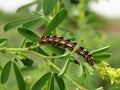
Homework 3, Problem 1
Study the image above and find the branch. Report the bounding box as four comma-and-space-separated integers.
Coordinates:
31, 51, 88, 90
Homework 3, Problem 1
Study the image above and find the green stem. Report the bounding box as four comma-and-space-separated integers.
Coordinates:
0, 47, 69, 59
20, 38, 27, 48
54, 0, 59, 15
0, 48, 28, 53
31, 51, 70, 59
50, 58, 54, 72
31, 52, 87, 90
53, 0, 59, 35
46, 59, 87, 90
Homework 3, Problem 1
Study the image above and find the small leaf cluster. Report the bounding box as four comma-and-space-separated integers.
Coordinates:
32, 72, 65, 90
1, 61, 26, 90
91, 46, 112, 63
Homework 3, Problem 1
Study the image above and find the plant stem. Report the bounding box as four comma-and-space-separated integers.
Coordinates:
54, 0, 59, 15
20, 38, 27, 48
0, 47, 69, 59
46, 59, 87, 90
31, 51, 87, 90
53, 0, 59, 35
0, 48, 28, 53
31, 51, 70, 59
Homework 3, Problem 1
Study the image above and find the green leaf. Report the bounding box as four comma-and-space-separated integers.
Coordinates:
71, 30, 84, 53
25, 42, 34, 47
43, 0, 57, 15
54, 73, 65, 90
43, 9, 68, 36
32, 72, 51, 90
4, 17, 39, 31
78, 64, 83, 77
22, 18, 45, 30
58, 54, 70, 77
71, 41, 79, 53
93, 53, 112, 60
50, 75, 54, 90
93, 59, 102, 63
46, 45, 65, 55
17, 2, 36, 12
18, 28, 39, 41
33, 47, 48, 56
13, 62, 26, 90
0, 39, 7, 47
1, 61, 12, 84
36, 2, 42, 12
18, 55, 33, 67
91, 46, 110, 55
21, 59, 33, 67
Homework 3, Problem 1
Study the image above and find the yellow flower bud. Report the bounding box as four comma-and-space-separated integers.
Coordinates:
107, 69, 116, 77
102, 62, 109, 67
116, 68, 120, 75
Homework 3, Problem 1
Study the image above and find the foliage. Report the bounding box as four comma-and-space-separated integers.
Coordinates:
0, 0, 119, 90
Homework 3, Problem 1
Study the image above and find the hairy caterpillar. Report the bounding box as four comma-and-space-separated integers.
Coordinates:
39, 36, 94, 66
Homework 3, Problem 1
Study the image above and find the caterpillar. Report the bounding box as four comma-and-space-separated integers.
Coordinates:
39, 36, 94, 66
